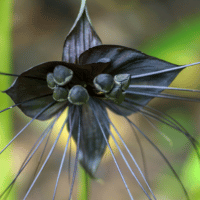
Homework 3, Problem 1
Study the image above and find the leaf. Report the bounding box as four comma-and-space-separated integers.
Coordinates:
62, 0, 102, 64
68, 98, 109, 178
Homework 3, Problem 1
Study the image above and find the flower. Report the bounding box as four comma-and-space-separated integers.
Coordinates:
0, 0, 200, 199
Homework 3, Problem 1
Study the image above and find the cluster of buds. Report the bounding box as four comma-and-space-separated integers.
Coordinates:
47, 65, 89, 105
47, 65, 130, 105
94, 73, 131, 104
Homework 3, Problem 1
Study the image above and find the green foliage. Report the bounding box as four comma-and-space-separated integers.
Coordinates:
0, 0, 14, 197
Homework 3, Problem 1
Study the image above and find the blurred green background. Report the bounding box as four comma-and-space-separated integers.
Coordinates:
0, 0, 200, 199
0, 0, 14, 199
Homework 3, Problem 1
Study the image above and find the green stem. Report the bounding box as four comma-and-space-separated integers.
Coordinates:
78, 165, 91, 200
0, 0, 13, 198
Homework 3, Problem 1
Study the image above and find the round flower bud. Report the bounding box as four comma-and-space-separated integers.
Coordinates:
114, 74, 131, 90
68, 85, 89, 105
53, 65, 73, 86
47, 73, 56, 89
93, 74, 114, 93
53, 86, 69, 102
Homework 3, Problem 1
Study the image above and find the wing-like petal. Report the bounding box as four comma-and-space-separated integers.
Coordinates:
80, 45, 181, 111
4, 61, 70, 120
62, 0, 102, 64
68, 98, 109, 178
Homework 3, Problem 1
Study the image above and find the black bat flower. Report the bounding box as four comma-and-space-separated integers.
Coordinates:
0, 0, 200, 199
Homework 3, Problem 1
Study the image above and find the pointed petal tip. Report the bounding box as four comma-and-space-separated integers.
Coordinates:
62, 0, 102, 63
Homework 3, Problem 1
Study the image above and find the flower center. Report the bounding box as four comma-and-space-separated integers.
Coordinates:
47, 65, 89, 105
46, 65, 130, 105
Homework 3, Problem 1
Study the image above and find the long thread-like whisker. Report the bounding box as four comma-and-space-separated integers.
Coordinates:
122, 100, 184, 132
90, 100, 134, 200
69, 106, 81, 200
131, 61, 200, 79
129, 85, 200, 93
0, 94, 52, 114
0, 112, 60, 199
0, 72, 46, 81
125, 98, 199, 141
0, 101, 56, 154
0, 123, 54, 199
122, 101, 173, 144
102, 100, 150, 189
23, 114, 68, 200
125, 98, 200, 159
125, 118, 190, 200
53, 114, 75, 199
145, 104, 200, 147
129, 123, 149, 192
98, 100, 155, 199
103, 101, 190, 199
101, 111, 154, 198
123, 100, 200, 163
126, 90, 200, 102
31, 126, 53, 178
67, 107, 73, 190
141, 113, 172, 145
28, 110, 64, 189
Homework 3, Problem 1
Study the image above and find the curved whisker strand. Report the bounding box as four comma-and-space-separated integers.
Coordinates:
97, 102, 155, 199
23, 113, 67, 200
116, 99, 181, 135
126, 118, 190, 200
125, 98, 198, 140
30, 110, 63, 184
0, 94, 52, 114
130, 124, 149, 192
90, 101, 134, 200
104, 118, 152, 199
121, 100, 181, 133
68, 136, 72, 184
145, 104, 200, 149
0, 114, 59, 199
126, 91, 200, 102
102, 102, 189, 199
31, 126, 53, 179
142, 113, 173, 146
146, 106, 200, 155
69, 106, 81, 200
129, 85, 200, 93
101, 100, 148, 181
125, 99, 200, 160
67, 107, 73, 185
0, 101, 56, 155
125, 104, 179, 139
1, 123, 54, 199
123, 100, 200, 162
53, 123, 72, 199
53, 111, 75, 199
131, 61, 200, 79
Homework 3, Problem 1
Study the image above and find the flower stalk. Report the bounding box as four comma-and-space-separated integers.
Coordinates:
78, 165, 91, 200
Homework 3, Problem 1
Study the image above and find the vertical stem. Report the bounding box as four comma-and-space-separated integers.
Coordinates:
78, 165, 91, 200
0, 0, 13, 198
